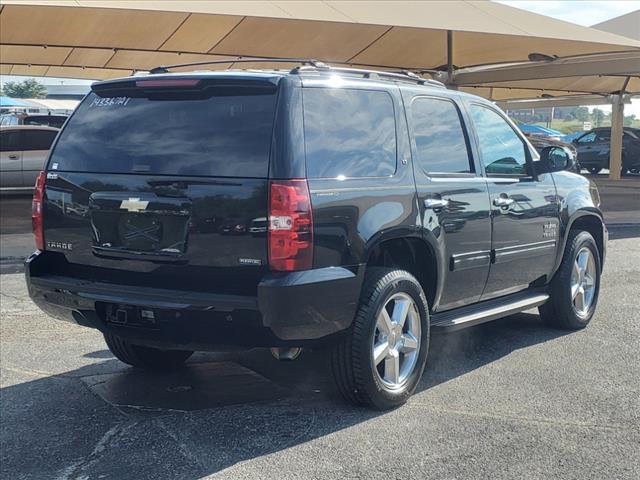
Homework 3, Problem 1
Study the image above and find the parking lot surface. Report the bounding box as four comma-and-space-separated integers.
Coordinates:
1, 226, 639, 479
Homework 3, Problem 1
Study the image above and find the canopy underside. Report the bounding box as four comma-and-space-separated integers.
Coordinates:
1, 1, 639, 100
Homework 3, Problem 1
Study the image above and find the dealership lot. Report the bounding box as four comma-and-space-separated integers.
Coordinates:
1, 221, 639, 478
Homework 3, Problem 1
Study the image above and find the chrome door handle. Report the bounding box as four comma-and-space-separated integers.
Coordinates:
493, 196, 515, 207
8, 154, 19, 159
424, 198, 449, 209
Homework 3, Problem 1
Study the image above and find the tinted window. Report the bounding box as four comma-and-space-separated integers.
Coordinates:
411, 97, 472, 174
594, 131, 610, 142
24, 116, 67, 128
0, 132, 20, 151
470, 104, 528, 176
22, 130, 58, 151
50, 88, 277, 177
303, 88, 396, 178
577, 132, 596, 143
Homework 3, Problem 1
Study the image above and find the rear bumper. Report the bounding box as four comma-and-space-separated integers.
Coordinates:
26, 251, 364, 349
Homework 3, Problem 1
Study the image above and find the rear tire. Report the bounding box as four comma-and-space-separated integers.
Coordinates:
539, 230, 601, 330
104, 333, 193, 370
331, 268, 430, 409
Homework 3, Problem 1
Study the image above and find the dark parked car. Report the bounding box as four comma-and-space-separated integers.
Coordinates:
573, 127, 640, 174
524, 133, 579, 173
26, 65, 607, 409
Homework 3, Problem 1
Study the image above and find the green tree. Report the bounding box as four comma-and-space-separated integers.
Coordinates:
591, 108, 606, 127
624, 114, 636, 127
572, 107, 589, 122
3, 79, 47, 98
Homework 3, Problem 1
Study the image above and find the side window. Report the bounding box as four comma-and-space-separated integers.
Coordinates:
595, 131, 610, 142
0, 132, 20, 152
303, 88, 396, 178
577, 132, 596, 143
469, 104, 528, 176
411, 97, 473, 174
21, 130, 57, 151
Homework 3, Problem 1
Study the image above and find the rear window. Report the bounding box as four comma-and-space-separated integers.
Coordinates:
49, 86, 277, 177
24, 116, 67, 128
303, 88, 396, 179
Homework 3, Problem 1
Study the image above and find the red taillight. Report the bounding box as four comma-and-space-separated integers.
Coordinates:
268, 179, 313, 271
32, 171, 46, 250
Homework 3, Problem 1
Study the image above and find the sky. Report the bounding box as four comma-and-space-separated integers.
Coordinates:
496, 1, 639, 26
1, 1, 639, 115
496, 1, 640, 117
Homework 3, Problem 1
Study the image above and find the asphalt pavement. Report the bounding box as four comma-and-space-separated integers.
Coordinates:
1, 174, 639, 479
1, 229, 639, 479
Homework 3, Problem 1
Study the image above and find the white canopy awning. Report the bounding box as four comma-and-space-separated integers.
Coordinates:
1, 0, 639, 101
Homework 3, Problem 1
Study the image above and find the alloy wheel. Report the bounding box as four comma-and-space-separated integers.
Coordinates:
372, 293, 421, 389
571, 247, 596, 317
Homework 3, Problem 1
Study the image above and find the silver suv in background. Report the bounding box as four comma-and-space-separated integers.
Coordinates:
0, 125, 59, 192
0, 113, 69, 129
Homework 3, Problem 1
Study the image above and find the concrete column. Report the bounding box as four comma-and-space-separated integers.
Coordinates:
608, 94, 624, 180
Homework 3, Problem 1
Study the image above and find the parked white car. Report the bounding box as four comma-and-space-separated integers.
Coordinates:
0, 125, 59, 192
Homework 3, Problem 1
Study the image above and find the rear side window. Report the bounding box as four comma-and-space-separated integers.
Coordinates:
411, 97, 472, 174
303, 88, 396, 178
0, 131, 20, 151
22, 130, 58, 151
49, 88, 277, 177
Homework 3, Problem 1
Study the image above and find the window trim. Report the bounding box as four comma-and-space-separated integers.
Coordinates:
467, 102, 534, 179
408, 95, 476, 178
301, 86, 399, 180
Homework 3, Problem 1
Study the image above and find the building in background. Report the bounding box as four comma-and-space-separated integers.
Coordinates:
593, 10, 640, 40
44, 84, 90, 100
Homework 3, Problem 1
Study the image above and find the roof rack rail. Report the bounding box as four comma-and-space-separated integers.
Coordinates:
147, 57, 445, 88
149, 57, 329, 74
292, 65, 445, 87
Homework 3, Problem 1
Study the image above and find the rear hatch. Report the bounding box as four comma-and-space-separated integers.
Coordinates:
41, 75, 280, 295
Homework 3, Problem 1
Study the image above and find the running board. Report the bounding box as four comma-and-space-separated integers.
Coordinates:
430, 291, 549, 333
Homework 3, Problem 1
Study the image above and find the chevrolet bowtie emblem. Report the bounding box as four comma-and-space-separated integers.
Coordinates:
120, 198, 149, 212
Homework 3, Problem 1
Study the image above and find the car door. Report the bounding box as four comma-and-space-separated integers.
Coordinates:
623, 130, 640, 168
575, 130, 611, 168
466, 102, 560, 300
0, 130, 23, 189
405, 93, 492, 311
20, 129, 57, 187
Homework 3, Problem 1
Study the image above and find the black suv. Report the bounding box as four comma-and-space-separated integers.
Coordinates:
26, 64, 607, 409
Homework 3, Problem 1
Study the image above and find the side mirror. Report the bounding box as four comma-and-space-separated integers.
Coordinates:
539, 146, 572, 173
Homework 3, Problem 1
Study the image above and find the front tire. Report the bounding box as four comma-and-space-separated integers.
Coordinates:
104, 333, 193, 370
539, 230, 601, 329
331, 269, 430, 409
588, 166, 602, 175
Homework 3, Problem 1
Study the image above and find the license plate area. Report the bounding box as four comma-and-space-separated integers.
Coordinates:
89, 193, 191, 254
105, 304, 159, 330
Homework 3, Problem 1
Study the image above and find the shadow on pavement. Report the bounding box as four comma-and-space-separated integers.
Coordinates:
1, 311, 569, 479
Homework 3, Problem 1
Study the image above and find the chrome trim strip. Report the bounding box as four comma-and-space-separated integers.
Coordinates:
432, 293, 549, 332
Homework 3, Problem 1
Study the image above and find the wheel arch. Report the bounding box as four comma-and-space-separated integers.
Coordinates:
363, 234, 442, 310
552, 210, 606, 278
